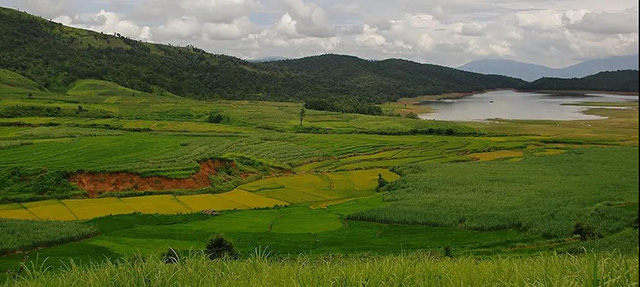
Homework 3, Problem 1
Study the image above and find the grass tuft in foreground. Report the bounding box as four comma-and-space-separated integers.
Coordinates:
4, 252, 638, 287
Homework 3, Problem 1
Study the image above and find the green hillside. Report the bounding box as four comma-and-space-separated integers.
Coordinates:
0, 7, 524, 106
520, 70, 639, 92
271, 55, 525, 102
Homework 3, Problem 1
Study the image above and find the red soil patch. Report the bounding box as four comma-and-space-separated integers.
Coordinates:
69, 160, 233, 197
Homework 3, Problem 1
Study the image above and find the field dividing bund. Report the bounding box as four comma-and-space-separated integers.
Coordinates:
0, 169, 395, 220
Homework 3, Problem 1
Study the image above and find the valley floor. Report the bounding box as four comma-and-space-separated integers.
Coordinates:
0, 73, 637, 285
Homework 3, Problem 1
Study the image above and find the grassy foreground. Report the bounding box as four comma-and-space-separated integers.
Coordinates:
5, 252, 638, 287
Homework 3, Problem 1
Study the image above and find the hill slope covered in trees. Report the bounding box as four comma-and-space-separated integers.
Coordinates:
520, 70, 639, 92
0, 7, 524, 107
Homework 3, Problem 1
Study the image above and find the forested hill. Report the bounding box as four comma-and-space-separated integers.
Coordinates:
520, 70, 639, 92
0, 7, 524, 104
269, 55, 525, 102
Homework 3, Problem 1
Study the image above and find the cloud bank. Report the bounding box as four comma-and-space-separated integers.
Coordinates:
3, 0, 638, 67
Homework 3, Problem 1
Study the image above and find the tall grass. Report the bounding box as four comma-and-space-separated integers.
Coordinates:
0, 219, 98, 254
5, 252, 638, 286
349, 147, 639, 238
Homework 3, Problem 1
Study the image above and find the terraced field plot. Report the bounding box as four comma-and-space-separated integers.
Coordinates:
0, 192, 286, 221
293, 137, 530, 172
0, 169, 392, 220
466, 150, 524, 161
241, 169, 399, 204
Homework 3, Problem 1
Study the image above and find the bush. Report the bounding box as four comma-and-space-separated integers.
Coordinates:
405, 112, 419, 119
205, 234, 238, 260
207, 111, 227, 123
443, 245, 454, 258
573, 222, 598, 241
376, 173, 387, 192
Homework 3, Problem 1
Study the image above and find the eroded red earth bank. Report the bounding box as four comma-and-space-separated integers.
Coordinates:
69, 159, 232, 197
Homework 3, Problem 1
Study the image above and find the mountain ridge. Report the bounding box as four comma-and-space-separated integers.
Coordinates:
0, 6, 524, 107
460, 55, 639, 81
519, 70, 639, 92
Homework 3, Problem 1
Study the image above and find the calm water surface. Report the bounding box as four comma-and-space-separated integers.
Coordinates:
418, 90, 638, 121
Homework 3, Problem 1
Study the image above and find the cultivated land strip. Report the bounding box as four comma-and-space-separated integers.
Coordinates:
0, 169, 397, 221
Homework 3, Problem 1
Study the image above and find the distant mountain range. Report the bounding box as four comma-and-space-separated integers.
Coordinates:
459, 55, 639, 81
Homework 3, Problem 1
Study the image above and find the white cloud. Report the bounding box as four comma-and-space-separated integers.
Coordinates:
281, 0, 335, 37
203, 17, 255, 40
460, 23, 484, 36
515, 10, 563, 31
180, 0, 261, 23
156, 16, 201, 40
354, 24, 385, 47
569, 10, 639, 34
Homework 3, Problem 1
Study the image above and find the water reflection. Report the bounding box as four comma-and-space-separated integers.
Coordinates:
418, 90, 637, 121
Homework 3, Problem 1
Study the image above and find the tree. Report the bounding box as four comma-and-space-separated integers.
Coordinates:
205, 234, 238, 260
376, 173, 387, 192
207, 111, 225, 123
299, 107, 306, 126
27, 93, 32, 99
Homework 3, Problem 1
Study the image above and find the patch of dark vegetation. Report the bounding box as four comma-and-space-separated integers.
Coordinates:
206, 111, 229, 124
305, 97, 383, 116
0, 105, 114, 118
293, 125, 330, 134
206, 234, 238, 260
540, 138, 618, 145
0, 121, 60, 127
67, 123, 153, 132
572, 222, 600, 241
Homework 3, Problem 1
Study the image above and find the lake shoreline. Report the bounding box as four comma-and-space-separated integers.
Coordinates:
518, 90, 639, 96
417, 90, 636, 121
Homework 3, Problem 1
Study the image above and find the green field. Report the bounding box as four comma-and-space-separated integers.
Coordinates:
0, 69, 638, 285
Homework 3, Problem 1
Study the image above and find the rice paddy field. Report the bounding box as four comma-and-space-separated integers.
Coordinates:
0, 72, 638, 285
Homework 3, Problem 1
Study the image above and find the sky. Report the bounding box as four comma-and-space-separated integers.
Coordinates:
1, 0, 638, 68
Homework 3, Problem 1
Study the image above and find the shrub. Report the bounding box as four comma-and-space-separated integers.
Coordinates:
573, 222, 598, 241
205, 234, 238, 260
207, 111, 226, 123
443, 245, 454, 258
405, 112, 419, 119
376, 173, 387, 192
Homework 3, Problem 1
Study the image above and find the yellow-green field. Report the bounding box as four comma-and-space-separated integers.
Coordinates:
0, 192, 285, 221
0, 169, 395, 220
467, 150, 524, 161
246, 169, 399, 204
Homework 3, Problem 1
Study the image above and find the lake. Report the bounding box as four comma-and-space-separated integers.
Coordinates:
418, 90, 638, 121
